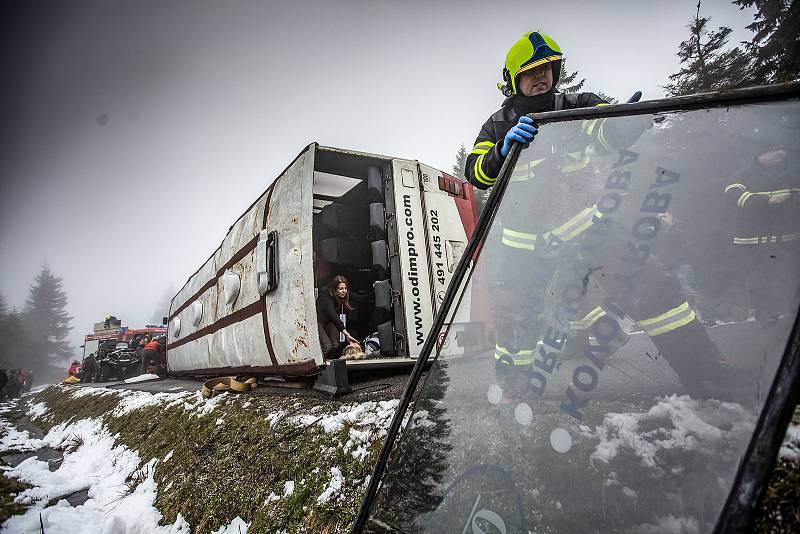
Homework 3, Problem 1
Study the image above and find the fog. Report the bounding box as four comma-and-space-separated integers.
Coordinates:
0, 0, 756, 359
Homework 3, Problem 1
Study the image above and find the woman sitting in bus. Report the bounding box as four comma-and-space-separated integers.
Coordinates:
316, 275, 374, 359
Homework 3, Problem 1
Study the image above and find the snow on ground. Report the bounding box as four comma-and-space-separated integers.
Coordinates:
587, 395, 756, 470
779, 414, 800, 462
292, 399, 399, 461
2, 386, 401, 532
316, 467, 344, 504
1, 415, 199, 534
123, 373, 161, 384
26, 400, 48, 420
0, 394, 256, 533
211, 517, 251, 534
0, 402, 14, 416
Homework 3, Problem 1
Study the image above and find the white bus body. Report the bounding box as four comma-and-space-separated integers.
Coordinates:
166, 144, 489, 376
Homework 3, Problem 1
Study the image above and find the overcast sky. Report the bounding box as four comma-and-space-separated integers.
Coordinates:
1, 0, 758, 356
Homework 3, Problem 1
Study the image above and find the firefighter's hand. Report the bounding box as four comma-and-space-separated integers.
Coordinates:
501, 116, 538, 157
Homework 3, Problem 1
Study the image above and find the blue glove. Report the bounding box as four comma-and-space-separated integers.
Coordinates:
501, 116, 538, 157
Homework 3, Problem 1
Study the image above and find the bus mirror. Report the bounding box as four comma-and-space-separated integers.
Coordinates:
257, 230, 279, 295
162, 316, 168, 326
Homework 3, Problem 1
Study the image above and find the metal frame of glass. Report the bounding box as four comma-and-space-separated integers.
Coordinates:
352, 82, 800, 534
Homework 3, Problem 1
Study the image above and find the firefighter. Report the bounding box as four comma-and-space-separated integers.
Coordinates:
723, 122, 800, 325
466, 31, 737, 398
141, 336, 162, 375
82, 353, 95, 383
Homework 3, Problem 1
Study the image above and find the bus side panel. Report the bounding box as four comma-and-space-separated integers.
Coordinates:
391, 161, 434, 358
263, 147, 323, 367
210, 201, 267, 369
419, 165, 491, 358
168, 197, 268, 372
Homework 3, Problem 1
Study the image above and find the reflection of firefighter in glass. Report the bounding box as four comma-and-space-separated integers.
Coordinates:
723, 123, 800, 325
466, 31, 736, 398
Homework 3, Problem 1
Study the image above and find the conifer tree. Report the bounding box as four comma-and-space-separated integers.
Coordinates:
665, 1, 752, 96
24, 263, 73, 368
0, 294, 36, 372
452, 144, 468, 181
558, 60, 586, 94
733, 0, 799, 83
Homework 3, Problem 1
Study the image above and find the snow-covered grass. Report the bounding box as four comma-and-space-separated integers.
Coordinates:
587, 395, 756, 470
2, 418, 197, 534
779, 411, 800, 462
1, 384, 401, 533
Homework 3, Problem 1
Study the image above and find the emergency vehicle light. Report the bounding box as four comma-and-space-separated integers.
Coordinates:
438, 174, 465, 198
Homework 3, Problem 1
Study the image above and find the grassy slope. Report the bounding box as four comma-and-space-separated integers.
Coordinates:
10, 386, 396, 533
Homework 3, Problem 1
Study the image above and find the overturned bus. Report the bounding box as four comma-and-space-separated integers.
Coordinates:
166, 144, 489, 377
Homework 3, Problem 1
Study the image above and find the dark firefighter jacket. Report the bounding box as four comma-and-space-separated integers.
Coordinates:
466, 91, 651, 255
465, 92, 609, 190
724, 157, 800, 248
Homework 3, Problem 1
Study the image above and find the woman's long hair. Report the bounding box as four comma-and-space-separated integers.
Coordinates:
328, 275, 354, 312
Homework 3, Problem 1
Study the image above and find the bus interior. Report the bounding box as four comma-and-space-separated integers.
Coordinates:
311, 148, 404, 359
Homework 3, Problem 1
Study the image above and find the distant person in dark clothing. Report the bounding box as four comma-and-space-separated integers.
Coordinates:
6, 370, 20, 398
135, 337, 147, 366
0, 369, 8, 400
82, 354, 95, 383
16, 369, 26, 394
315, 275, 374, 358
23, 370, 33, 392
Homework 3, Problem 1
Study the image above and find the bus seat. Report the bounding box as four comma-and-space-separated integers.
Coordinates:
371, 240, 389, 278
377, 320, 395, 356
321, 203, 369, 236
367, 166, 384, 201
369, 203, 386, 238
374, 280, 392, 313
320, 237, 372, 267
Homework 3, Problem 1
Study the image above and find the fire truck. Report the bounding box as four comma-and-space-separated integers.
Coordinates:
82, 320, 167, 382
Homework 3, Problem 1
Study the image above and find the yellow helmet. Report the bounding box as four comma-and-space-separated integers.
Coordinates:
499, 31, 562, 96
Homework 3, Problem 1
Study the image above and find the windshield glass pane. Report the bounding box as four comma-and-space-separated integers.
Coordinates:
367, 100, 800, 533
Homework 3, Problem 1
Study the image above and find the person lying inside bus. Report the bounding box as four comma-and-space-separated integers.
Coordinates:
316, 274, 375, 359
341, 341, 366, 361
